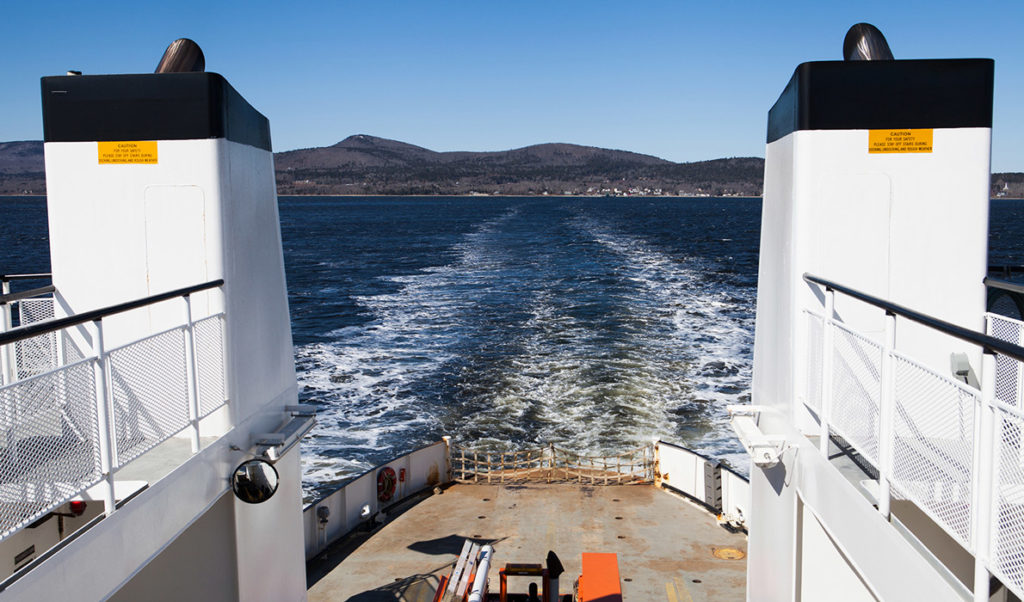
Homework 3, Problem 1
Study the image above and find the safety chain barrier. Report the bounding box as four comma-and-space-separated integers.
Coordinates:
452, 444, 655, 485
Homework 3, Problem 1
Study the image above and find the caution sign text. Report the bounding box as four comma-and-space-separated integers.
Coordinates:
868, 129, 933, 154
98, 141, 158, 164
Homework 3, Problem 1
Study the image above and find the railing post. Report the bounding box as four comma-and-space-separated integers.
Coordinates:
92, 319, 117, 517
878, 312, 896, 519
819, 287, 836, 454
442, 435, 452, 481
1017, 318, 1024, 409
973, 351, 997, 602
183, 294, 201, 453
1, 280, 12, 386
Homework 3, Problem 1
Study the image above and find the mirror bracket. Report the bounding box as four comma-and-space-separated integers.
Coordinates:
248, 412, 317, 463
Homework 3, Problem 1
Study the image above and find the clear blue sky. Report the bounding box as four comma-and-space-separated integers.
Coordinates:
2, 1, 1023, 171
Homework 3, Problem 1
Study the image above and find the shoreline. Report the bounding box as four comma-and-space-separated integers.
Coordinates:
2, 193, 1023, 200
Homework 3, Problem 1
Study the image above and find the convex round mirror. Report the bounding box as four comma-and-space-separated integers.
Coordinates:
231, 459, 279, 504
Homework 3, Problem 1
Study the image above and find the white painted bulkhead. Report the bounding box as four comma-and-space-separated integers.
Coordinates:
5, 133, 308, 601
749, 122, 991, 600
44, 139, 223, 345
755, 127, 991, 436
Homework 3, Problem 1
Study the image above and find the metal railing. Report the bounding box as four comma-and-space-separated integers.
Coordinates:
987, 313, 1024, 410
988, 266, 1024, 280
803, 273, 1024, 601
987, 276, 1024, 322
0, 273, 52, 285
1, 274, 56, 387
1, 292, 59, 387
0, 279, 227, 544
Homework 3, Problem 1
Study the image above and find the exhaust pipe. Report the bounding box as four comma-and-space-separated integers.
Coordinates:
843, 23, 893, 61
155, 38, 205, 73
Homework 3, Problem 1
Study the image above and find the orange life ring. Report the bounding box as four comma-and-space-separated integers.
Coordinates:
377, 467, 397, 502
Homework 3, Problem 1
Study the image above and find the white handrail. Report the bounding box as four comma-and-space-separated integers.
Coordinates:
806, 275, 1024, 600
0, 296, 229, 543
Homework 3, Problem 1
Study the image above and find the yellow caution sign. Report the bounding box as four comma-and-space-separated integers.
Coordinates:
868, 129, 933, 154
98, 141, 158, 164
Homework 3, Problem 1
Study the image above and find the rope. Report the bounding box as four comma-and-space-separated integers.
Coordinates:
451, 443, 656, 485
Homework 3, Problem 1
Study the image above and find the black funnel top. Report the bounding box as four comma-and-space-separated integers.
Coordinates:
766, 59, 992, 143
41, 72, 271, 151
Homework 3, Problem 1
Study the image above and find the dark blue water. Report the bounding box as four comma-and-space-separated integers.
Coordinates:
281, 197, 760, 494
4, 195, 1024, 498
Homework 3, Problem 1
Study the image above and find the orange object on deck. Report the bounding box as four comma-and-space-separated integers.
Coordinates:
576, 553, 622, 602
432, 576, 449, 602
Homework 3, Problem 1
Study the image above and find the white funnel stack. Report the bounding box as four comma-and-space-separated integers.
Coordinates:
754, 58, 994, 431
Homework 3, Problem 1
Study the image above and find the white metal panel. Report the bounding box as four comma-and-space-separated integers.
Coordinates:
657, 443, 703, 500
748, 131, 801, 601
3, 437, 233, 600
794, 128, 991, 384
234, 444, 307, 602
753, 122, 991, 600
813, 171, 891, 342
109, 493, 238, 602
408, 441, 448, 492
143, 185, 209, 331
43, 139, 225, 351
795, 435, 965, 600
303, 441, 449, 560
219, 141, 297, 429
721, 469, 750, 524
344, 472, 378, 531
746, 446, 798, 601
798, 498, 879, 601
752, 133, 797, 425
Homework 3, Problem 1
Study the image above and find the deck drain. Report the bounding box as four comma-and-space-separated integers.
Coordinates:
482, 498, 490, 501
692, 579, 702, 584
612, 498, 620, 502
478, 516, 486, 519
617, 535, 626, 539
473, 534, 482, 538
712, 547, 746, 560
623, 578, 632, 582
614, 516, 623, 520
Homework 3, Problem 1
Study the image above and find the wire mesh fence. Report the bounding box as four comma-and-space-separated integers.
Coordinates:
452, 444, 655, 485
808, 303, 1024, 598
989, 313, 1024, 410
0, 302, 228, 545
0, 360, 99, 539
890, 353, 977, 550
991, 403, 1024, 595
109, 327, 191, 466
195, 315, 227, 417
12, 298, 57, 381
829, 323, 882, 467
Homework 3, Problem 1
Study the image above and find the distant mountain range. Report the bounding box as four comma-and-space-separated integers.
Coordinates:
0, 141, 45, 195
274, 135, 765, 196
2, 136, 1022, 197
